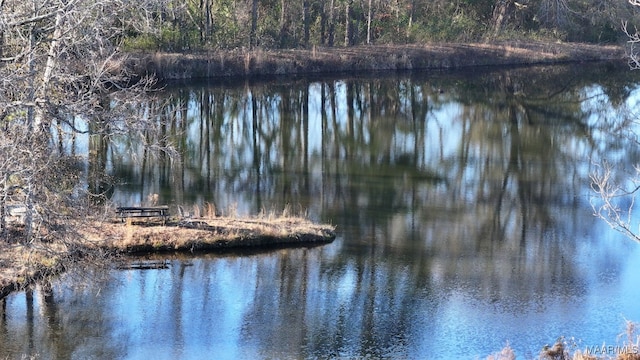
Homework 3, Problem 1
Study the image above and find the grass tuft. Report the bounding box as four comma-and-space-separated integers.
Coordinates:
486, 342, 515, 360
205, 202, 216, 219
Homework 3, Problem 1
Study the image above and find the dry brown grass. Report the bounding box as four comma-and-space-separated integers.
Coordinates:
135, 41, 625, 81
0, 241, 66, 298
486, 343, 516, 360
488, 322, 640, 360
78, 213, 336, 254
539, 341, 570, 360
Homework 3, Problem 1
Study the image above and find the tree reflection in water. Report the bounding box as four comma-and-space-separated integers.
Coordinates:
3, 63, 640, 359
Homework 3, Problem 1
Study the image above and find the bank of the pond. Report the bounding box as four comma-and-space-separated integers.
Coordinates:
0, 245, 65, 299
132, 41, 626, 80
0, 215, 335, 299
82, 216, 336, 254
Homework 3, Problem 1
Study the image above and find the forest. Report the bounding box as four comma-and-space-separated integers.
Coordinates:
120, 0, 639, 51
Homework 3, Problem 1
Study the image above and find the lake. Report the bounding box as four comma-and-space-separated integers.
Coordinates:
2, 63, 640, 359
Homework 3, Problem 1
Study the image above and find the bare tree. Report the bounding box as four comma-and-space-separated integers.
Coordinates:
591, 162, 640, 242
625, 28, 640, 69
624, 11, 640, 70
591, 0, 640, 242
0, 0, 170, 245
536, 0, 576, 30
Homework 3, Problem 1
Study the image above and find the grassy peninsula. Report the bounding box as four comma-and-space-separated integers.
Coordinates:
0, 210, 335, 298
84, 215, 336, 254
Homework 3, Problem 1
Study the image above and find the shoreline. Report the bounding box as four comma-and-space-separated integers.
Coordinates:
131, 41, 627, 80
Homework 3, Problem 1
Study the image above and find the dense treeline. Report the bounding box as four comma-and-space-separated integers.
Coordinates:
123, 0, 639, 51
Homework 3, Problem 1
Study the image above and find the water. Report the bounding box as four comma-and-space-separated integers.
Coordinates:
2, 63, 640, 359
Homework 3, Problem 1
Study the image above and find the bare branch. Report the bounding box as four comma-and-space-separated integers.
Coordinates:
5, 10, 58, 28
591, 162, 640, 242
0, 0, 174, 247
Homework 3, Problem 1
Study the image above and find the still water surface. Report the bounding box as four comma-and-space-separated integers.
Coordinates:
2, 63, 640, 359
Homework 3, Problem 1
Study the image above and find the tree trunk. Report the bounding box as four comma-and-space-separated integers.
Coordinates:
320, 1, 327, 45
280, 0, 288, 47
0, 176, 6, 241
37, 9, 64, 133
250, 0, 259, 48
407, 0, 416, 39
0, 0, 3, 61
303, 0, 310, 47
396, 0, 400, 38
366, 0, 373, 44
328, 0, 335, 46
202, 0, 212, 45
24, 181, 34, 243
27, 25, 36, 132
344, 0, 351, 46
491, 0, 514, 37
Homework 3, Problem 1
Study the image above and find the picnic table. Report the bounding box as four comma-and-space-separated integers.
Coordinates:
116, 206, 169, 225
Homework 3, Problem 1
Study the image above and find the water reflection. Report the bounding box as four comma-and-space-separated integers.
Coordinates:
0, 284, 124, 358
3, 236, 638, 359
3, 63, 640, 359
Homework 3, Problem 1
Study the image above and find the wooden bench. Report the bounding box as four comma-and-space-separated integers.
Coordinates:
116, 206, 169, 225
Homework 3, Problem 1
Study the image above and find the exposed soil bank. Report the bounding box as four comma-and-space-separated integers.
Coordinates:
130, 41, 626, 80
